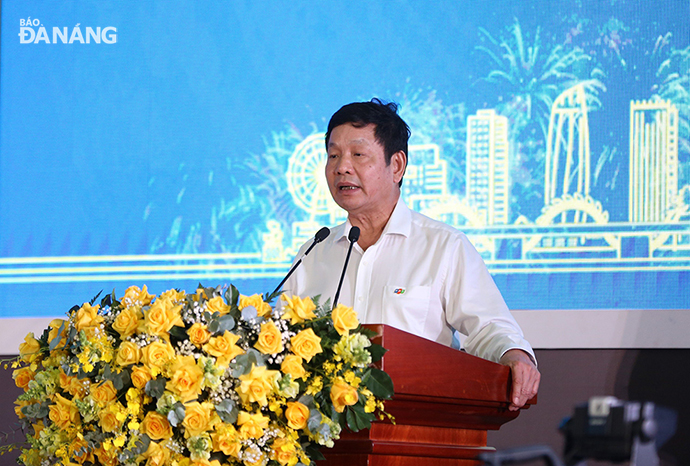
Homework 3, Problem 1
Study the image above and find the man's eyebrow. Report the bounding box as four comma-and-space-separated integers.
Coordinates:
328, 138, 370, 148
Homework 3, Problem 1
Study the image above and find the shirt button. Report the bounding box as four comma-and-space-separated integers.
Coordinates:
358, 296, 364, 302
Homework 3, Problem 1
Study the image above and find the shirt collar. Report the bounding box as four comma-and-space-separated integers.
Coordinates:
336, 196, 412, 242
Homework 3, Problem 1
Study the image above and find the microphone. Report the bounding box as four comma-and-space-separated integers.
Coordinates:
333, 226, 360, 308
272, 227, 330, 295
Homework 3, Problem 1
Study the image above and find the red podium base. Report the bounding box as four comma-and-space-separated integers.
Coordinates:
319, 325, 535, 466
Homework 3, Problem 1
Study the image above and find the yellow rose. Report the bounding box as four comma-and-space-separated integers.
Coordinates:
159, 288, 186, 303
112, 307, 142, 337
284, 401, 310, 430
254, 321, 283, 354
130, 365, 153, 389
49, 393, 80, 430
91, 380, 118, 405
206, 296, 230, 315
330, 379, 359, 413
236, 364, 279, 406
13, 367, 34, 390
211, 425, 241, 458
95, 445, 119, 466
99, 406, 122, 432
239, 294, 272, 317
71, 437, 94, 464
75, 302, 104, 333
182, 401, 217, 438
237, 411, 269, 439
141, 340, 176, 375
59, 369, 89, 398
188, 322, 212, 346
189, 460, 221, 466
290, 328, 322, 362
203, 331, 244, 368
331, 304, 360, 335
122, 285, 154, 307
141, 411, 173, 440
19, 333, 42, 363
142, 440, 172, 466
166, 355, 204, 402
281, 295, 316, 324
280, 355, 306, 381
47, 319, 68, 350
143, 297, 184, 340
115, 341, 141, 367
271, 437, 298, 466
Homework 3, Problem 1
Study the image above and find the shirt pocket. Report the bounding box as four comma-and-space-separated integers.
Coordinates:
382, 285, 431, 336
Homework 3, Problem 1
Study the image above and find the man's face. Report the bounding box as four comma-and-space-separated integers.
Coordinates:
325, 123, 405, 218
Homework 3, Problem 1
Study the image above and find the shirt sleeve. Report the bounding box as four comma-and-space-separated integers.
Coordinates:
443, 233, 537, 364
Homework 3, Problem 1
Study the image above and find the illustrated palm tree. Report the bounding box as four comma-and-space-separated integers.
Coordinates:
654, 45, 690, 157
475, 19, 606, 221
476, 19, 606, 145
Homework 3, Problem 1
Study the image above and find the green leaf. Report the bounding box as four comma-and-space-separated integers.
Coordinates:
362, 368, 394, 399
48, 321, 66, 351
169, 325, 187, 342
357, 326, 378, 339
264, 288, 282, 304
89, 290, 103, 306
304, 443, 326, 462
345, 404, 372, 431
241, 306, 258, 322
307, 409, 322, 432
217, 314, 235, 333
145, 378, 167, 399
215, 399, 238, 424
368, 343, 387, 363
132, 434, 150, 456
229, 284, 240, 307
229, 349, 264, 377
168, 402, 186, 427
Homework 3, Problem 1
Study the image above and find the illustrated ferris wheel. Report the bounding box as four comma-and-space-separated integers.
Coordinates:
286, 133, 341, 218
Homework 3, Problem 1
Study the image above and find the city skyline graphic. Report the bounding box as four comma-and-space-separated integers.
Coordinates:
2, 2, 688, 314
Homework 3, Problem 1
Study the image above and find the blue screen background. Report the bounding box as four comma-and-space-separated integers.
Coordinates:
2, 0, 689, 317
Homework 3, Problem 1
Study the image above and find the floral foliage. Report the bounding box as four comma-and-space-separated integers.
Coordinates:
11, 285, 393, 466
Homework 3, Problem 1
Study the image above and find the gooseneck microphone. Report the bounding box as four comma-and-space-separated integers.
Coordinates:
272, 227, 330, 295
333, 226, 360, 308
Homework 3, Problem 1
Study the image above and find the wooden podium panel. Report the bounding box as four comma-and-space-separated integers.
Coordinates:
319, 325, 535, 466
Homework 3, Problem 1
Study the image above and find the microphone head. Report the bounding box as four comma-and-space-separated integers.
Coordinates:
348, 226, 360, 242
315, 226, 330, 243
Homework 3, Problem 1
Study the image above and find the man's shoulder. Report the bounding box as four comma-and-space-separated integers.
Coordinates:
408, 208, 467, 241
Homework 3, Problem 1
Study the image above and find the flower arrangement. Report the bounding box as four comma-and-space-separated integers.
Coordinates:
9, 284, 393, 466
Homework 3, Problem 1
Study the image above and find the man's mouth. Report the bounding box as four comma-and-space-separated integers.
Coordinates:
339, 186, 358, 190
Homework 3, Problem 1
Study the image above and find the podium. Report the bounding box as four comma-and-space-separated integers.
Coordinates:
320, 324, 535, 466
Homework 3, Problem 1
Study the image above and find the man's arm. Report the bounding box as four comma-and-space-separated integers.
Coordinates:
499, 349, 541, 411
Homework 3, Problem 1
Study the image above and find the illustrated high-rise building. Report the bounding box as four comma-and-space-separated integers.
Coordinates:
544, 84, 592, 210
629, 99, 679, 223
466, 109, 510, 225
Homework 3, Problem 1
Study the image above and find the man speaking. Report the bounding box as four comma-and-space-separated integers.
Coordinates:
285, 98, 540, 410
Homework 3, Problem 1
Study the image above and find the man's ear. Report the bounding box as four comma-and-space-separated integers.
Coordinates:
391, 150, 407, 184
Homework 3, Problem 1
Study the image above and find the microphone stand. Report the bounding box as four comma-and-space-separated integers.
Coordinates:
333, 226, 360, 308
272, 227, 330, 295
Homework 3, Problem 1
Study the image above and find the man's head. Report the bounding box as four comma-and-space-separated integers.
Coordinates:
325, 98, 410, 187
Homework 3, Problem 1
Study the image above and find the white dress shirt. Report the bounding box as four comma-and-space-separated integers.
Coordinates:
284, 197, 535, 363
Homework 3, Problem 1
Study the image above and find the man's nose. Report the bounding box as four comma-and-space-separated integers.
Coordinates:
334, 154, 353, 174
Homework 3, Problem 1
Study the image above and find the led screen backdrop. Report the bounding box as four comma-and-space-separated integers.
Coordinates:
1, 0, 689, 318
